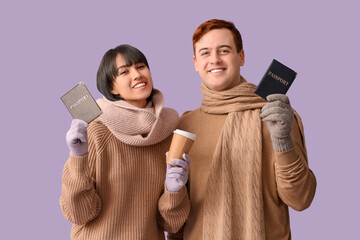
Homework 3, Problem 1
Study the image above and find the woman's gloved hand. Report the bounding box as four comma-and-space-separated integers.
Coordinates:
165, 153, 191, 192
66, 119, 89, 156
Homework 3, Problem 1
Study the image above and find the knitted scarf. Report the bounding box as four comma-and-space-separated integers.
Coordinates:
95, 89, 179, 146
201, 77, 267, 240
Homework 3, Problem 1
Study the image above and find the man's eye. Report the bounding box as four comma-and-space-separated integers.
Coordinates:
219, 49, 229, 54
201, 52, 209, 56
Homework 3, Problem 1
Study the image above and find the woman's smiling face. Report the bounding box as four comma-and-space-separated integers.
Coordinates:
111, 54, 153, 108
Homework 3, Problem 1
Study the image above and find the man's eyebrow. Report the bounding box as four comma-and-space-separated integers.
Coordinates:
218, 45, 232, 49
198, 45, 232, 53
198, 47, 210, 53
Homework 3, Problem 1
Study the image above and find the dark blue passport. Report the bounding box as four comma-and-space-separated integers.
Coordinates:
255, 59, 297, 100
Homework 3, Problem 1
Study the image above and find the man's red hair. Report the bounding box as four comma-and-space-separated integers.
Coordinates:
192, 19, 243, 55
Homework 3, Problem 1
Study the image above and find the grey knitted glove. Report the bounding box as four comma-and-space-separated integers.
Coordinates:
66, 119, 89, 156
166, 152, 191, 192
260, 94, 294, 152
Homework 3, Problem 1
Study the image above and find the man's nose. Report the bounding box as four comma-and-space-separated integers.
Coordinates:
210, 52, 222, 64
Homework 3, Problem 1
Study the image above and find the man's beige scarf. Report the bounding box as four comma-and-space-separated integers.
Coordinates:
201, 77, 267, 240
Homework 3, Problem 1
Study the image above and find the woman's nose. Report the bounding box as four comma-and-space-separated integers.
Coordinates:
132, 68, 142, 80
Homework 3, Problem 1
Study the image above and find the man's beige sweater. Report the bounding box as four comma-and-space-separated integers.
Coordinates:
60, 122, 190, 240
168, 108, 316, 240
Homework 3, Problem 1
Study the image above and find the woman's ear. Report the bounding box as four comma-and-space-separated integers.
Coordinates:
110, 83, 119, 95
111, 88, 119, 95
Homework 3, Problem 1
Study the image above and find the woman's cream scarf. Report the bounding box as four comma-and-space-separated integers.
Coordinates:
201, 77, 267, 240
95, 89, 179, 146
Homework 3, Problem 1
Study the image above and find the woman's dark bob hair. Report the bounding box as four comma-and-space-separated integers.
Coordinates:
97, 44, 153, 101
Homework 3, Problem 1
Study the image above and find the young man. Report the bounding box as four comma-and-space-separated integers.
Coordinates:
168, 19, 316, 240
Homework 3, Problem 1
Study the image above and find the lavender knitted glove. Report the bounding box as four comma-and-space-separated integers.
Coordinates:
66, 119, 89, 156
166, 153, 191, 192
260, 94, 294, 152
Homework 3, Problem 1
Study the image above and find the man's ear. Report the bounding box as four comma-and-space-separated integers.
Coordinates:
239, 49, 245, 66
193, 55, 199, 72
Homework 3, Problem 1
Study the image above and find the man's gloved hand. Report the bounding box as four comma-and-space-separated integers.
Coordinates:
166, 153, 191, 192
66, 119, 89, 156
260, 94, 294, 152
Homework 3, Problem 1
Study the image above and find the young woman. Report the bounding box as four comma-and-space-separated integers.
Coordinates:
60, 44, 190, 240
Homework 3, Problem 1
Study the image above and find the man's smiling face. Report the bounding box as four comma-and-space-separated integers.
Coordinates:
193, 28, 245, 92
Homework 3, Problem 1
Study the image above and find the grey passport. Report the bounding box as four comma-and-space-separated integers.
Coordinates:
61, 82, 102, 123
255, 59, 297, 100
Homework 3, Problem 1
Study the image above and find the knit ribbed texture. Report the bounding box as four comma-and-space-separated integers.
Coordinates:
60, 122, 190, 239
60, 88, 189, 239
200, 77, 265, 113
95, 89, 179, 146
169, 78, 316, 240
158, 184, 191, 233
201, 79, 266, 240
203, 110, 265, 240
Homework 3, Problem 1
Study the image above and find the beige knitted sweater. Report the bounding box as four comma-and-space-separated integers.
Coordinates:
60, 122, 190, 239
168, 108, 316, 240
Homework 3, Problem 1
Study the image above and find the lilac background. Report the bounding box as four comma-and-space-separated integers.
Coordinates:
1, 0, 359, 239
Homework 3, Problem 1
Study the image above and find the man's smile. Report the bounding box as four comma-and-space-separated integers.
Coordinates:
209, 68, 226, 73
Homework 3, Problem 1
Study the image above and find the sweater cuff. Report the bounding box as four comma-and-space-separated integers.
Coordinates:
162, 184, 187, 207
69, 153, 90, 174
274, 147, 299, 166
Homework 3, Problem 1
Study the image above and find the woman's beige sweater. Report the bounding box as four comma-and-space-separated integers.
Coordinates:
60, 121, 190, 240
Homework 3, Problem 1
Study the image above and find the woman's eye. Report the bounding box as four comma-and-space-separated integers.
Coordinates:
137, 65, 145, 69
119, 70, 127, 75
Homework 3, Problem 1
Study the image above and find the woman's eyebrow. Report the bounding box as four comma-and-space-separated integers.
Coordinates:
117, 64, 129, 72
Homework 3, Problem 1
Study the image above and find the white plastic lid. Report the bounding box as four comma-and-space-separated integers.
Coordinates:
173, 129, 196, 141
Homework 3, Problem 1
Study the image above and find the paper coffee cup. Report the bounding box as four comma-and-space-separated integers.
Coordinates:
167, 129, 196, 166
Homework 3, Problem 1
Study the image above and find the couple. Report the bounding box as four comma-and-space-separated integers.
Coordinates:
60, 19, 317, 240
